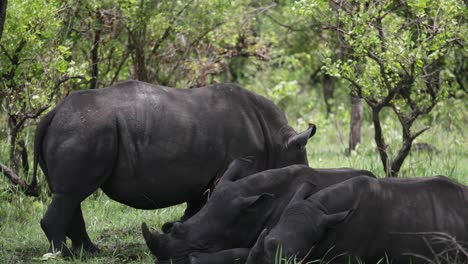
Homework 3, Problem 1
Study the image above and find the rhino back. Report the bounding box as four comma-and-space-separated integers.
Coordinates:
314, 176, 468, 262
43, 81, 278, 208
231, 166, 372, 244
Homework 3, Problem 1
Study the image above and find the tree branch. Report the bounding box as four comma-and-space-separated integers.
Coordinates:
0, 43, 13, 63
151, 0, 195, 55
411, 127, 430, 141
110, 51, 129, 85
263, 13, 311, 32
0, 161, 28, 190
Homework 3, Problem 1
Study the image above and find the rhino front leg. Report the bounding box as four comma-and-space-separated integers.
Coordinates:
40, 193, 82, 256
66, 206, 98, 253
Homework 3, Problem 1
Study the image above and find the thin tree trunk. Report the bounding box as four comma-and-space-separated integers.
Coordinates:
0, 0, 7, 40
222, 61, 232, 83
348, 95, 363, 151
8, 121, 20, 173
132, 37, 148, 82
89, 12, 101, 89
389, 106, 430, 177
323, 74, 334, 115
372, 108, 390, 176
129, 23, 148, 82
390, 138, 412, 177
18, 139, 29, 174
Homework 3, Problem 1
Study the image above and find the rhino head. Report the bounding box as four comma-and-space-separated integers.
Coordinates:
275, 124, 316, 168
142, 159, 276, 263
252, 182, 351, 263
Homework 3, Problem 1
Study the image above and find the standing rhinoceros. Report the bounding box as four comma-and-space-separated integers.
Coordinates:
30, 80, 316, 255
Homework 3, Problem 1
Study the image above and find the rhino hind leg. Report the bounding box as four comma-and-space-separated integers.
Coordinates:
66, 206, 99, 253
40, 193, 84, 256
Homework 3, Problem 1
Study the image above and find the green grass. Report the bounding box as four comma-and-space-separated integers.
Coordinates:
0, 116, 466, 263
0, 188, 185, 263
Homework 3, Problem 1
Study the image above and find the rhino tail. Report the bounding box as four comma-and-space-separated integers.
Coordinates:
26, 107, 56, 195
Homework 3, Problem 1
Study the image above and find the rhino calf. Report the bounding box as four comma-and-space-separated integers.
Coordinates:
142, 158, 375, 264
250, 176, 468, 264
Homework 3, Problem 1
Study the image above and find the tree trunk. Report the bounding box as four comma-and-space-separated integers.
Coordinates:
18, 139, 29, 174
8, 120, 21, 173
0, 0, 7, 40
132, 38, 148, 82
89, 15, 101, 89
4, 121, 39, 196
348, 94, 362, 151
372, 108, 390, 176
7, 116, 31, 184
129, 25, 149, 82
323, 74, 334, 115
390, 139, 412, 177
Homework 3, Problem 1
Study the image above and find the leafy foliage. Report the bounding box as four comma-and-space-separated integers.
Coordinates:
0, 0, 87, 178
0, 2, 466, 262
294, 0, 467, 176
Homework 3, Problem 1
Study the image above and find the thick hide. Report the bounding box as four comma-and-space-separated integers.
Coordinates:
33, 81, 316, 255
142, 159, 375, 263
256, 176, 468, 264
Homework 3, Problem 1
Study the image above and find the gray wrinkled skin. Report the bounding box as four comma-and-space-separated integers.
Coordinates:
142, 159, 375, 264
32, 81, 315, 255
255, 176, 468, 264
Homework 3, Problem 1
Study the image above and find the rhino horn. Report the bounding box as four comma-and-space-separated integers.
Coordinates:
141, 222, 161, 255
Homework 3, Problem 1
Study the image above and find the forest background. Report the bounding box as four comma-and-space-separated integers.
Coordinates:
0, 0, 466, 263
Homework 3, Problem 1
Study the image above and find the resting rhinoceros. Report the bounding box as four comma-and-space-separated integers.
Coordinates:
141, 158, 375, 264
30, 80, 316, 255
248, 176, 468, 264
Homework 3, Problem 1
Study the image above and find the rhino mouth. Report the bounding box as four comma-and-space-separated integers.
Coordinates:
142, 222, 217, 264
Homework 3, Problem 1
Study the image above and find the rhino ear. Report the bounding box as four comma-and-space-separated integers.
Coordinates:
323, 210, 353, 227
221, 157, 257, 183
287, 124, 316, 149
238, 193, 275, 213
246, 229, 269, 264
